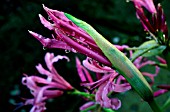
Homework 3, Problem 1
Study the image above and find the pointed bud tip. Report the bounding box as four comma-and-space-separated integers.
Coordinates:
38, 14, 43, 18
158, 3, 161, 7
28, 30, 38, 37
28, 30, 33, 34
42, 4, 50, 12
42, 4, 46, 8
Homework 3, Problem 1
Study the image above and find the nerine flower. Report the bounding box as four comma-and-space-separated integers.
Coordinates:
29, 5, 137, 67
129, 0, 156, 14
29, 5, 111, 67
76, 57, 129, 110
21, 52, 73, 112
76, 45, 160, 110
130, 0, 169, 45
133, 56, 160, 85
27, 5, 163, 111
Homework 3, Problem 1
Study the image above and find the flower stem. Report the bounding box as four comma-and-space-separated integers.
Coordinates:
130, 44, 159, 62
148, 99, 162, 112
163, 49, 170, 71
68, 89, 95, 100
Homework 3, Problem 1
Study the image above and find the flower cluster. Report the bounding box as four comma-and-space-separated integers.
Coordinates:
130, 0, 169, 45
21, 53, 73, 112
19, 0, 170, 111
76, 45, 160, 111
29, 5, 111, 66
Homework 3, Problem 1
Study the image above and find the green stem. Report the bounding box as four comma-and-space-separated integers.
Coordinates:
163, 49, 170, 71
148, 99, 162, 112
125, 47, 146, 50
154, 63, 167, 69
162, 97, 170, 110
131, 45, 159, 62
68, 89, 95, 100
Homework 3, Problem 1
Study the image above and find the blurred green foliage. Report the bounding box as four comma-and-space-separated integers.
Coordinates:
0, 0, 170, 112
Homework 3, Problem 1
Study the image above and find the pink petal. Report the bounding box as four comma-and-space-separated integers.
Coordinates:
82, 58, 113, 73
28, 30, 72, 50
39, 14, 54, 30
79, 101, 95, 110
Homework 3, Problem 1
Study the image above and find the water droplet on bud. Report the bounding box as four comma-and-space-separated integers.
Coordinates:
48, 16, 51, 20
72, 32, 75, 36
65, 49, 70, 53
72, 48, 77, 53
43, 46, 47, 50
80, 37, 85, 41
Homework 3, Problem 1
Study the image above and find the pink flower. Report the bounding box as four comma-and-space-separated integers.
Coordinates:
133, 56, 160, 85
130, 0, 156, 14
76, 45, 160, 110
154, 84, 170, 97
79, 101, 96, 111
21, 52, 73, 112
156, 56, 167, 64
131, 1, 169, 43
76, 57, 131, 110
29, 5, 111, 66
154, 89, 168, 97
29, 5, 138, 67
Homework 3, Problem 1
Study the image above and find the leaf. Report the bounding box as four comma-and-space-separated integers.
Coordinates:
131, 40, 166, 61
162, 97, 170, 110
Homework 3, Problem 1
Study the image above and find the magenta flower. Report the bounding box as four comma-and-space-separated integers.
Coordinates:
154, 89, 168, 97
76, 57, 131, 110
29, 5, 111, 67
131, 1, 169, 44
153, 84, 170, 97
76, 45, 160, 110
21, 52, 73, 112
130, 0, 156, 14
133, 56, 160, 85
156, 56, 167, 64
79, 101, 96, 111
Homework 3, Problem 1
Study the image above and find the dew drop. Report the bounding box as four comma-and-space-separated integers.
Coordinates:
72, 32, 76, 36
65, 49, 70, 53
112, 37, 120, 43
72, 48, 77, 53
101, 64, 105, 67
30, 90, 34, 94
76, 39, 80, 42
72, 37, 76, 40
43, 46, 47, 50
38, 34, 42, 39
48, 16, 52, 20
47, 76, 52, 82
80, 37, 85, 41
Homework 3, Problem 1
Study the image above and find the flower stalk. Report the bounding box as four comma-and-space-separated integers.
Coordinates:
68, 89, 95, 100
163, 49, 170, 70
148, 99, 162, 112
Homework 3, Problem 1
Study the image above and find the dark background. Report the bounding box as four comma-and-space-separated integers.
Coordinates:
1, 0, 170, 112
